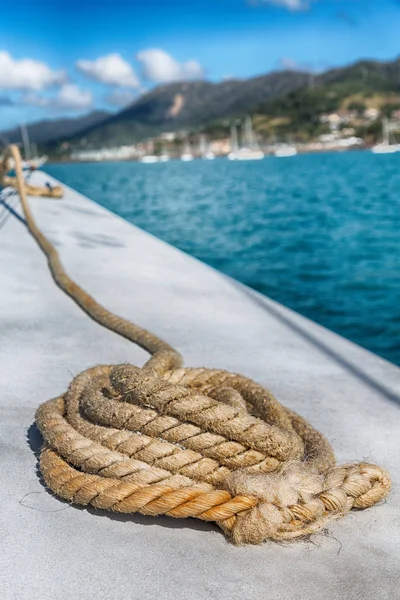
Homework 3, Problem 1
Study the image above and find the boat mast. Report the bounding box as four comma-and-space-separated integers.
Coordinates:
230, 123, 239, 153
382, 117, 390, 146
244, 115, 254, 148
20, 123, 31, 160
244, 115, 258, 149
199, 134, 206, 156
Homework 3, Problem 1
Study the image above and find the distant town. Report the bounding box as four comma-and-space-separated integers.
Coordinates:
67, 105, 400, 162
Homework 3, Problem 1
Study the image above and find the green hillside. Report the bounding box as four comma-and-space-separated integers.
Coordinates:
199, 59, 400, 144
252, 59, 400, 142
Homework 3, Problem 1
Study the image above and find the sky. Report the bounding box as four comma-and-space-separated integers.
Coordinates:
0, 0, 400, 131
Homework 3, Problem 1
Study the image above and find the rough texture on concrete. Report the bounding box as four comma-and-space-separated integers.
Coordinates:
1, 170, 399, 600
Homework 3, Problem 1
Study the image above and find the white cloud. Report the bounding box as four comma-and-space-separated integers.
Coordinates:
136, 49, 205, 83
55, 84, 93, 109
76, 53, 140, 88
280, 57, 298, 70
106, 89, 137, 107
252, 0, 313, 10
0, 51, 65, 91
23, 84, 93, 111
279, 57, 325, 73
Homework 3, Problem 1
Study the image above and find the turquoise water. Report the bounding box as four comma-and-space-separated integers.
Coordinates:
45, 152, 400, 366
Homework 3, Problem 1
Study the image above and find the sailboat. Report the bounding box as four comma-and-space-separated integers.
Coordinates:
20, 124, 47, 169
371, 117, 400, 154
139, 155, 159, 163
228, 116, 264, 161
227, 123, 239, 161
199, 134, 215, 160
139, 139, 160, 163
180, 139, 194, 161
141, 140, 170, 163
274, 143, 297, 158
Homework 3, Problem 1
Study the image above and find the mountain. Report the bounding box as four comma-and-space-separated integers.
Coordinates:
317, 57, 400, 88
58, 71, 310, 148
0, 110, 110, 147
12, 57, 400, 152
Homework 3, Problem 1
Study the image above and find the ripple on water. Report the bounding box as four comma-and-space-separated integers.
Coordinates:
45, 152, 400, 366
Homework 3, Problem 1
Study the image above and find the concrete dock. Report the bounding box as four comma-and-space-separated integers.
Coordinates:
1, 170, 399, 600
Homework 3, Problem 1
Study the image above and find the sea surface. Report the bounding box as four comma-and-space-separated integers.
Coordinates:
45, 152, 400, 366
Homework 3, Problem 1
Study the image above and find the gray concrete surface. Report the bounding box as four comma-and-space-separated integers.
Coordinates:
1, 170, 399, 600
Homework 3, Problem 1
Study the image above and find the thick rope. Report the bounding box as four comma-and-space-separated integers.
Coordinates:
8, 144, 391, 544
2, 175, 63, 198
0, 157, 63, 198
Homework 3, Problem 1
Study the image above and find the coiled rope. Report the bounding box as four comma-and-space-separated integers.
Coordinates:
8, 144, 391, 544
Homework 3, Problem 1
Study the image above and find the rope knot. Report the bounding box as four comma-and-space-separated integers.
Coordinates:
223, 460, 391, 544
225, 461, 325, 544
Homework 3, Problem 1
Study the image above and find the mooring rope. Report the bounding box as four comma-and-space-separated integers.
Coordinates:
0, 154, 63, 198
8, 143, 391, 544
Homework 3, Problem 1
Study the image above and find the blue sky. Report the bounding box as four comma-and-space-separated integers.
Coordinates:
1, 0, 400, 131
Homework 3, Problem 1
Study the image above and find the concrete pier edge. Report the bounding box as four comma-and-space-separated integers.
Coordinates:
1, 170, 399, 600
